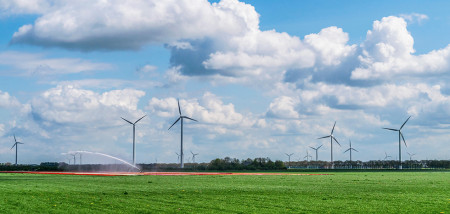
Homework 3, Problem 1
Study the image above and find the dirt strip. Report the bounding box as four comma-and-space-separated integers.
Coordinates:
0, 171, 330, 176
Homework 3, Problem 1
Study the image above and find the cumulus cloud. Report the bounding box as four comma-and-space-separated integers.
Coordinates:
351, 16, 450, 80
30, 85, 145, 126
0, 51, 111, 76
0, 90, 21, 108
266, 96, 300, 119
9, 0, 256, 51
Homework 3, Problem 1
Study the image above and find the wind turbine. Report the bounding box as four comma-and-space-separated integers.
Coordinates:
383, 116, 411, 169
11, 135, 24, 166
168, 99, 198, 168
343, 140, 358, 161
285, 153, 294, 169
191, 151, 199, 163
121, 114, 146, 165
384, 152, 392, 160
304, 150, 312, 162
318, 121, 341, 169
309, 145, 323, 161
70, 153, 76, 165
407, 152, 416, 161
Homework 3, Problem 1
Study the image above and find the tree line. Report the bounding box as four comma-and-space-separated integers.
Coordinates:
0, 158, 448, 171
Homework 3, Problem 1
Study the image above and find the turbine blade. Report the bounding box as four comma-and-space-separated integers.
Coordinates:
14, 134, 17, 143
317, 145, 323, 149
332, 136, 341, 146
183, 116, 198, 122
178, 99, 181, 116
309, 146, 315, 150
318, 135, 331, 139
400, 116, 411, 130
353, 148, 359, 152
134, 115, 147, 124
121, 117, 133, 125
331, 121, 336, 135
383, 128, 398, 131
400, 132, 407, 147
344, 148, 350, 153
17, 142, 23, 144
168, 117, 181, 130
11, 143, 16, 150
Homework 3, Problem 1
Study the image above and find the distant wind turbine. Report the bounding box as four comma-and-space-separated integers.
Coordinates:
11, 134, 24, 166
191, 151, 199, 163
309, 145, 323, 161
384, 152, 392, 160
407, 152, 416, 161
304, 150, 312, 162
122, 114, 147, 165
383, 116, 411, 169
318, 121, 341, 169
343, 140, 358, 161
168, 99, 198, 168
285, 153, 294, 169
70, 153, 76, 165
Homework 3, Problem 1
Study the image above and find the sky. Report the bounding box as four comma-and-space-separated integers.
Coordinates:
0, 0, 449, 165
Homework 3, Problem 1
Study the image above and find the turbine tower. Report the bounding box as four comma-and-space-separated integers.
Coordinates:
11, 134, 24, 166
318, 121, 341, 169
121, 114, 147, 165
309, 145, 323, 161
191, 151, 199, 163
343, 140, 358, 162
70, 153, 76, 165
383, 116, 411, 169
168, 99, 198, 168
285, 153, 294, 169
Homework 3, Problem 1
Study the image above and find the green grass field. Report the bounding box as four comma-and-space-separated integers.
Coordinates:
0, 171, 448, 213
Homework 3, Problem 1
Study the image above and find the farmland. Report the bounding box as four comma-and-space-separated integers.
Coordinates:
0, 171, 448, 213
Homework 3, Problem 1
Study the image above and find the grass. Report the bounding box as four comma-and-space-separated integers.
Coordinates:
0, 171, 448, 213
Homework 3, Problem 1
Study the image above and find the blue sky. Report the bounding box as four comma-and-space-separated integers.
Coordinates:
0, 0, 449, 165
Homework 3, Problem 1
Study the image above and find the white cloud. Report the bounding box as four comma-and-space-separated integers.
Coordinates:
399, 13, 429, 24
266, 96, 300, 119
31, 85, 145, 125
0, 90, 21, 108
0, 123, 4, 136
0, 51, 112, 76
0, 0, 52, 15
10, 0, 258, 51
303, 26, 357, 66
51, 79, 163, 90
351, 16, 450, 80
